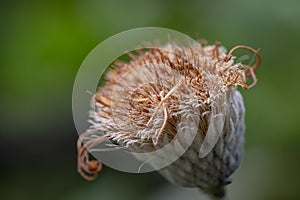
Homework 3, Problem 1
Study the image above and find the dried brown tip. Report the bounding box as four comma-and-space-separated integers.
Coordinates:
201, 38, 207, 47
194, 32, 199, 41
224, 45, 261, 89
77, 131, 105, 181
213, 41, 221, 58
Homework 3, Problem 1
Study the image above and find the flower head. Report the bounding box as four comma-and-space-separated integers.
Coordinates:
77, 40, 260, 199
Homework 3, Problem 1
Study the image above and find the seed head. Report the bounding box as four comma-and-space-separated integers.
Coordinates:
77, 40, 261, 199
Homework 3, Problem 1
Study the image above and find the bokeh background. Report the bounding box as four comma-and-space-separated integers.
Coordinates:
1, 0, 300, 200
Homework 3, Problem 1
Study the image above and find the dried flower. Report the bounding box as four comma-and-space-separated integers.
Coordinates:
77, 40, 260, 199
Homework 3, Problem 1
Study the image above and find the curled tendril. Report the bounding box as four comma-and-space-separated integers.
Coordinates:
224, 45, 261, 89
77, 131, 105, 181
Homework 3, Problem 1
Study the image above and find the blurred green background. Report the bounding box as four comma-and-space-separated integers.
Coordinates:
1, 0, 300, 200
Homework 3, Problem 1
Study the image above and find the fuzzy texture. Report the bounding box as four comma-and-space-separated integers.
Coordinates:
159, 88, 245, 199
85, 42, 249, 199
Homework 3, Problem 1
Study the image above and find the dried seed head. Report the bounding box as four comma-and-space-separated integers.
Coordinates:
77, 40, 260, 199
